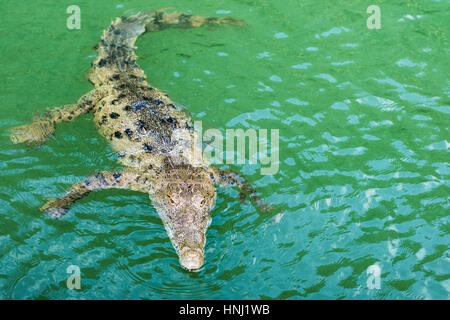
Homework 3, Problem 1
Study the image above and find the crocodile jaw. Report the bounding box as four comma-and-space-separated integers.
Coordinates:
149, 166, 216, 270
156, 205, 212, 271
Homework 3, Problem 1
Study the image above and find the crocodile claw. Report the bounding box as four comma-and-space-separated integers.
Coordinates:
41, 198, 70, 218
9, 121, 55, 147
44, 208, 69, 219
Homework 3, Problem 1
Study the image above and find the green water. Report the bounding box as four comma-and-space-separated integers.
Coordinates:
1, 0, 449, 299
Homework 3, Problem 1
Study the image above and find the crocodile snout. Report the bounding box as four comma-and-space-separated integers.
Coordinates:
179, 248, 203, 271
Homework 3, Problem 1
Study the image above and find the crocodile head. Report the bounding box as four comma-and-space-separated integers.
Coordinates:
152, 169, 216, 270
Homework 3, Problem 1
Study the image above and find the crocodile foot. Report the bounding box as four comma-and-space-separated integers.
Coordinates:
9, 120, 55, 146
41, 198, 70, 218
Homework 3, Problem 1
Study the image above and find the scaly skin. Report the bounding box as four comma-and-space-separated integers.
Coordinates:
9, 9, 271, 271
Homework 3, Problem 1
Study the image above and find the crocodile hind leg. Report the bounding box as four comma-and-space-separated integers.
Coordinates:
207, 167, 273, 213
9, 87, 106, 146
41, 169, 154, 218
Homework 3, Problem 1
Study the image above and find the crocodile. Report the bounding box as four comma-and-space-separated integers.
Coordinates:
9, 9, 272, 271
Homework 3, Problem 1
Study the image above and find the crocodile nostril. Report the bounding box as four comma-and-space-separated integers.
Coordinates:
179, 249, 203, 271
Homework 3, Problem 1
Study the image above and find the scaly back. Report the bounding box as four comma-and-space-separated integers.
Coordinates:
89, 12, 154, 86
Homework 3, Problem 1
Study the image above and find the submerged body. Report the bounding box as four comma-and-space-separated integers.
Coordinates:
9, 10, 270, 270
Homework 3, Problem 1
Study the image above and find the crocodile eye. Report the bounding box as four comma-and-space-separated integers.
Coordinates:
200, 199, 205, 206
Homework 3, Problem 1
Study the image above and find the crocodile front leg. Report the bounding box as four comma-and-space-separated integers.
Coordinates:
41, 169, 154, 218
9, 87, 106, 146
207, 167, 273, 213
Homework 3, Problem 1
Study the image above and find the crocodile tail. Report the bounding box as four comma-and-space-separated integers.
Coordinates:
147, 9, 245, 31
89, 9, 244, 86
89, 12, 153, 86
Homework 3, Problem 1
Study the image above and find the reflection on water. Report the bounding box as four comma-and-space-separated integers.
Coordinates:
0, 0, 448, 299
